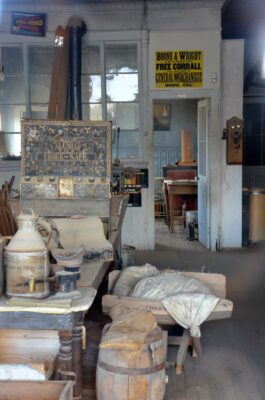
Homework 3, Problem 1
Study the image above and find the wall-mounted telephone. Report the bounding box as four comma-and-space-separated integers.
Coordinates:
226, 116, 244, 164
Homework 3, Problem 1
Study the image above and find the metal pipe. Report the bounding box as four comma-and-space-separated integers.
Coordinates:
67, 16, 87, 120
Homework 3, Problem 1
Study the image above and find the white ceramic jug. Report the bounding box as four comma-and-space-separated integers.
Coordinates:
5, 209, 51, 298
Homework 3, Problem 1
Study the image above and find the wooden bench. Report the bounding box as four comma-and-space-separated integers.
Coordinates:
102, 270, 233, 374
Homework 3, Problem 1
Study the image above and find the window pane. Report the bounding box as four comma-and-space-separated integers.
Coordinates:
29, 46, 53, 74
105, 44, 138, 73
244, 103, 262, 134
31, 104, 48, 119
107, 102, 139, 130
2, 46, 23, 74
0, 77, 25, 104
30, 74, 51, 103
112, 130, 140, 159
82, 45, 101, 74
82, 75, 101, 102
0, 105, 25, 156
244, 135, 261, 165
1, 133, 21, 157
106, 73, 138, 101
82, 103, 102, 120
0, 105, 25, 132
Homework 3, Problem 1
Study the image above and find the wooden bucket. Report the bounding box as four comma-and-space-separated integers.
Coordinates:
96, 325, 166, 400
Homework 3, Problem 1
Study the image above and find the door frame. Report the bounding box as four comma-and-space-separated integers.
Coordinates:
148, 89, 220, 251
197, 98, 210, 248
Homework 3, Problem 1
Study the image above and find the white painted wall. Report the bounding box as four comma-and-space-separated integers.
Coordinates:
220, 40, 244, 248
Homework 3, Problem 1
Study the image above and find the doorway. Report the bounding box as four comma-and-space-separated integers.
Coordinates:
153, 98, 209, 251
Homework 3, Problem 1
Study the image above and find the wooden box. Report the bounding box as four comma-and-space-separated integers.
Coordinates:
0, 329, 59, 381
102, 270, 233, 325
20, 120, 112, 218
0, 381, 73, 400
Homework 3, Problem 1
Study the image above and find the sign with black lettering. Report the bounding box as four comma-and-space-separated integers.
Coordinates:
11, 11, 46, 37
155, 50, 203, 88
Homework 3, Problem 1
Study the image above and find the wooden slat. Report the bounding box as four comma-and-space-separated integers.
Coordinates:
181, 128, 193, 163
48, 25, 69, 120
0, 381, 73, 400
102, 294, 233, 326
78, 261, 110, 290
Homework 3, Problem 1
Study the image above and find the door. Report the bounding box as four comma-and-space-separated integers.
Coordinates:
197, 99, 210, 248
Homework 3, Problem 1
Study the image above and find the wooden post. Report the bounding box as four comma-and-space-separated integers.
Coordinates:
72, 313, 84, 400
58, 330, 75, 382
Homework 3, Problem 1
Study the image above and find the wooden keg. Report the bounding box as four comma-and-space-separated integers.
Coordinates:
249, 189, 265, 242
96, 325, 166, 400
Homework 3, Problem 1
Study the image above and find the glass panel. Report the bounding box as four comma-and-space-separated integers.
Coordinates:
82, 103, 102, 120
244, 135, 262, 165
31, 104, 48, 119
244, 103, 262, 134
0, 77, 25, 104
0, 105, 25, 132
107, 102, 139, 130
2, 46, 23, 74
105, 44, 138, 73
112, 130, 140, 159
106, 73, 138, 102
82, 45, 101, 74
0, 105, 25, 156
1, 133, 21, 157
82, 75, 101, 102
29, 46, 53, 74
29, 74, 51, 103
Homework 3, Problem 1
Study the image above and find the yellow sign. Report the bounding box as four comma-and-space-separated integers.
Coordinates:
155, 50, 203, 88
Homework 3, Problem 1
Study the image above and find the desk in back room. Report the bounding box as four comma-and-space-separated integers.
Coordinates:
164, 179, 198, 233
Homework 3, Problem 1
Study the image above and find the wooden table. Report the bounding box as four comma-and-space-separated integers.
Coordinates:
0, 261, 110, 400
164, 180, 197, 233
0, 195, 129, 399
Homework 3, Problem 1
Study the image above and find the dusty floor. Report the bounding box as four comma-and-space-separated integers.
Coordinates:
83, 221, 265, 400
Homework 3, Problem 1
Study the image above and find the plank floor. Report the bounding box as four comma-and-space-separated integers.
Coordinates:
82, 223, 265, 400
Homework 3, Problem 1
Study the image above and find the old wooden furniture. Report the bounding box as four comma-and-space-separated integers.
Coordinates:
0, 194, 128, 399
164, 179, 197, 232
0, 287, 96, 400
102, 270, 233, 374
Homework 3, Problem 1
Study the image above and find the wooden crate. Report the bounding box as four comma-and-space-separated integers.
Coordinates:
0, 380, 73, 400
0, 329, 59, 380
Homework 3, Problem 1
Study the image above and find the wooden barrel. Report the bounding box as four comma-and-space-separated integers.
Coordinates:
96, 325, 166, 400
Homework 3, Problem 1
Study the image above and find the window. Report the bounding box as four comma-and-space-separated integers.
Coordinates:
105, 44, 140, 159
243, 102, 265, 165
82, 45, 102, 120
29, 46, 53, 119
0, 41, 140, 159
0, 46, 25, 156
